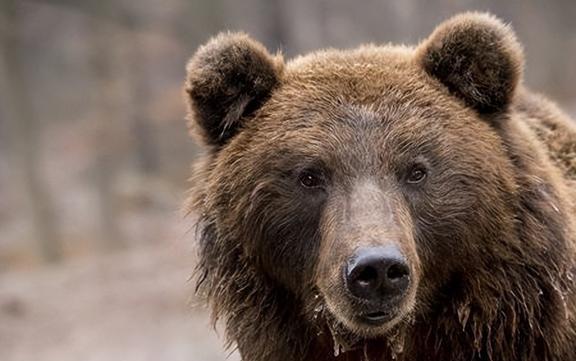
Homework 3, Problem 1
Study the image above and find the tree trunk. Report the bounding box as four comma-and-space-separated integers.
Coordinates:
122, 11, 160, 176
0, 0, 63, 263
86, 2, 125, 251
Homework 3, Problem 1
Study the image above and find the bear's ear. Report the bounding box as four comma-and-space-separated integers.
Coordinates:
416, 12, 524, 115
185, 32, 284, 147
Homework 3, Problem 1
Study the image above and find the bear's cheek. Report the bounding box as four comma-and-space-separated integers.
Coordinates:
407, 176, 514, 302
243, 187, 326, 292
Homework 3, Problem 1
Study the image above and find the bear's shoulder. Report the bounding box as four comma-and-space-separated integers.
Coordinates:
514, 89, 576, 182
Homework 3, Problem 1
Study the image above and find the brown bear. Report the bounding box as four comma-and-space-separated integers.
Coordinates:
184, 12, 576, 361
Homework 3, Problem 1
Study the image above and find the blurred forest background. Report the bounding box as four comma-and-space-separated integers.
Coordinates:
0, 0, 575, 360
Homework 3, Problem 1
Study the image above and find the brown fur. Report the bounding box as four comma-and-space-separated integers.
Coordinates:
184, 12, 576, 361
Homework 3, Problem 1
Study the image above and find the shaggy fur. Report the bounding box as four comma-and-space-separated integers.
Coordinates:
184, 12, 576, 361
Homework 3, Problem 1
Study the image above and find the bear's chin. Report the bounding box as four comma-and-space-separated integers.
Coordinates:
314, 303, 413, 356
315, 286, 417, 339
318, 294, 416, 343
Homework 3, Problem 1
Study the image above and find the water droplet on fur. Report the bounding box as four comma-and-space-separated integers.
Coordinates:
537, 288, 544, 297
313, 304, 325, 323
331, 333, 344, 357
330, 329, 342, 357
326, 318, 361, 356
386, 326, 406, 360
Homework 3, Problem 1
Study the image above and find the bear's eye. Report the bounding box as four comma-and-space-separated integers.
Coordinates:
406, 165, 427, 184
298, 170, 324, 188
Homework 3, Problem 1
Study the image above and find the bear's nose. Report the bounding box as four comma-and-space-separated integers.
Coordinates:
345, 246, 410, 302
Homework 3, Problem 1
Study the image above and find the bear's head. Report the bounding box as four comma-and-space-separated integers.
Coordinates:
185, 13, 562, 349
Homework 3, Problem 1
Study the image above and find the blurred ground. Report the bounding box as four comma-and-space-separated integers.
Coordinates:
0, 244, 240, 361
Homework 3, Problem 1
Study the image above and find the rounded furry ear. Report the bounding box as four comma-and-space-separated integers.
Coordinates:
416, 12, 524, 115
185, 32, 284, 147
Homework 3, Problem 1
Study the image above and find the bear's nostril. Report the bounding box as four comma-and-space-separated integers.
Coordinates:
357, 266, 379, 287
387, 263, 409, 281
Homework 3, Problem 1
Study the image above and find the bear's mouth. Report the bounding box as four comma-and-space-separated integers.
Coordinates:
359, 310, 394, 325
317, 301, 409, 357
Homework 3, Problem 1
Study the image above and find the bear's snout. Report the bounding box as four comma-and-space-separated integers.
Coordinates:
345, 246, 410, 303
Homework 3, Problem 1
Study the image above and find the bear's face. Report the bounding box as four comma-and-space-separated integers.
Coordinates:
186, 13, 524, 338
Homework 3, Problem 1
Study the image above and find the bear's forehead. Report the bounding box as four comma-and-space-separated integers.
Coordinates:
260, 52, 459, 134
255, 101, 443, 151
274, 47, 449, 117
240, 98, 461, 175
